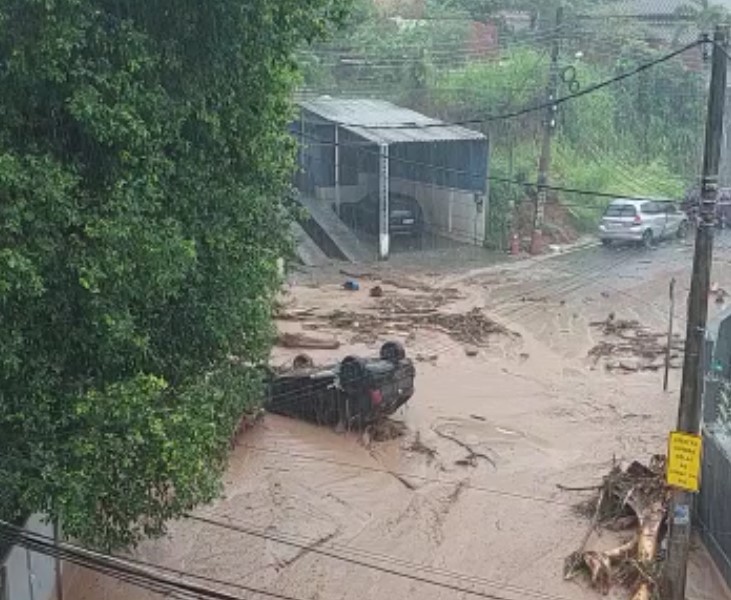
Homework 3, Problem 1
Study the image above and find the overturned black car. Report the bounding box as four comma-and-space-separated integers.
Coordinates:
265, 342, 415, 427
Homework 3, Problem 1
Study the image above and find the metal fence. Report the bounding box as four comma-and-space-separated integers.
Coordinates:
697, 307, 731, 587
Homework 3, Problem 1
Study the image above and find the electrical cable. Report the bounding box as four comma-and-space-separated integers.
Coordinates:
0, 521, 559, 600
187, 515, 575, 600
0, 522, 312, 600
237, 445, 576, 507
306, 27, 563, 56
189, 510, 574, 600
329, 41, 701, 130
297, 129, 680, 203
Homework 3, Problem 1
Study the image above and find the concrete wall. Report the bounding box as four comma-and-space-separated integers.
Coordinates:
314, 176, 487, 246
390, 178, 486, 245
1, 515, 58, 600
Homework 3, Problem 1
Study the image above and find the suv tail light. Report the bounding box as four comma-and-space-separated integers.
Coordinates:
370, 389, 383, 406
633, 215, 642, 225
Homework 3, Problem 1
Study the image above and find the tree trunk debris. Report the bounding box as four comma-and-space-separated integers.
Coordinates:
563, 456, 670, 599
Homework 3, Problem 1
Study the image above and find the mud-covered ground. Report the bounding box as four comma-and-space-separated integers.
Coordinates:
66, 236, 731, 600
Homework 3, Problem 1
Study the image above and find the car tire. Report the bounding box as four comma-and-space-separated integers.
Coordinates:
677, 221, 689, 240
340, 356, 367, 392
292, 354, 314, 370
601, 239, 612, 247
380, 341, 406, 362
642, 229, 654, 249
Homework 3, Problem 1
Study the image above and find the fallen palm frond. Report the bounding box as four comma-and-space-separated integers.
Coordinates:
564, 456, 671, 599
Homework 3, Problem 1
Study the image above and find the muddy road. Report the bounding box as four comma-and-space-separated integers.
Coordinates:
66, 238, 731, 600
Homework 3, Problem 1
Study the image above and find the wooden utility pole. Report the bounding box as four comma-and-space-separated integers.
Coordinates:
664, 278, 677, 392
531, 6, 563, 255
663, 27, 728, 600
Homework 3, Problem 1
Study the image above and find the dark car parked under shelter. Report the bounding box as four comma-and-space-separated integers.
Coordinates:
340, 192, 424, 239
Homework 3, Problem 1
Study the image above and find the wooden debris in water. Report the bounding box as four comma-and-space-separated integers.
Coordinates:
563, 456, 670, 600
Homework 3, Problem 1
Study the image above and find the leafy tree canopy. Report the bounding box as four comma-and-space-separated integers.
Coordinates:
0, 0, 349, 549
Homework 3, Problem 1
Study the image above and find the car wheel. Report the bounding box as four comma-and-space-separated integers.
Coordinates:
642, 229, 654, 249
601, 239, 612, 247
380, 341, 406, 362
340, 356, 367, 392
292, 354, 314, 370
677, 221, 689, 240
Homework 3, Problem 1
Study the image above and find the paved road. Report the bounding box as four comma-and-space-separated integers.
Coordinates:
480, 235, 731, 340
66, 236, 731, 600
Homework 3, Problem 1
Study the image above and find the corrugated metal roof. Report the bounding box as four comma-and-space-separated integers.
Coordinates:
605, 0, 731, 16
299, 97, 486, 144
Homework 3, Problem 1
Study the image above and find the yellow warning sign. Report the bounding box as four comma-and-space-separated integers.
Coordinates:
667, 431, 703, 493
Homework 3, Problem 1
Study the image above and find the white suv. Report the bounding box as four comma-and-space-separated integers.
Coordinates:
598, 199, 688, 247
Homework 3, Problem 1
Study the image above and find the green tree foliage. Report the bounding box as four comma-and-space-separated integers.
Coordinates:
450, 0, 613, 25
301, 0, 468, 106
428, 40, 701, 239
0, 0, 349, 549
674, 0, 731, 41
299, 0, 706, 247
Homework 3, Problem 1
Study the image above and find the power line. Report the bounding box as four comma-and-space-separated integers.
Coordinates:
238, 444, 576, 507
306, 27, 563, 55
0, 521, 556, 600
331, 41, 701, 130
187, 515, 573, 600
488, 173, 676, 203
189, 512, 573, 600
0, 522, 256, 600
298, 129, 679, 203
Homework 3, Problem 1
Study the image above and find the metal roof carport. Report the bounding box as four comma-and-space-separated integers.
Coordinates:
296, 98, 489, 259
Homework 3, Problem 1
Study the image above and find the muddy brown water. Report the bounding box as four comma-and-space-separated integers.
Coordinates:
66, 244, 731, 600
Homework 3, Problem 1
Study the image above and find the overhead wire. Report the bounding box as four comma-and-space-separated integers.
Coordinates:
294, 130, 697, 330
329, 40, 702, 129
306, 26, 563, 55
0, 523, 252, 600
236, 445, 577, 508
0, 521, 565, 600
4, 32, 708, 596
297, 129, 679, 204
188, 512, 574, 600
2, 21, 716, 600
302, 33, 703, 102
187, 515, 575, 600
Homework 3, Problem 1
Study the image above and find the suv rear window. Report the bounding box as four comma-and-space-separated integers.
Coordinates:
605, 204, 637, 217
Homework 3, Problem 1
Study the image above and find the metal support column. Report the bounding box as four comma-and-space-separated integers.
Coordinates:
334, 125, 341, 216
379, 143, 390, 260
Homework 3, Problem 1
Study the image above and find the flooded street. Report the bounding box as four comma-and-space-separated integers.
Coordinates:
66, 239, 731, 600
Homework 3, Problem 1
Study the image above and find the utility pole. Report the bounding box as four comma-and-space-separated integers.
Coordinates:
663, 27, 727, 600
531, 6, 563, 256
664, 278, 677, 393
